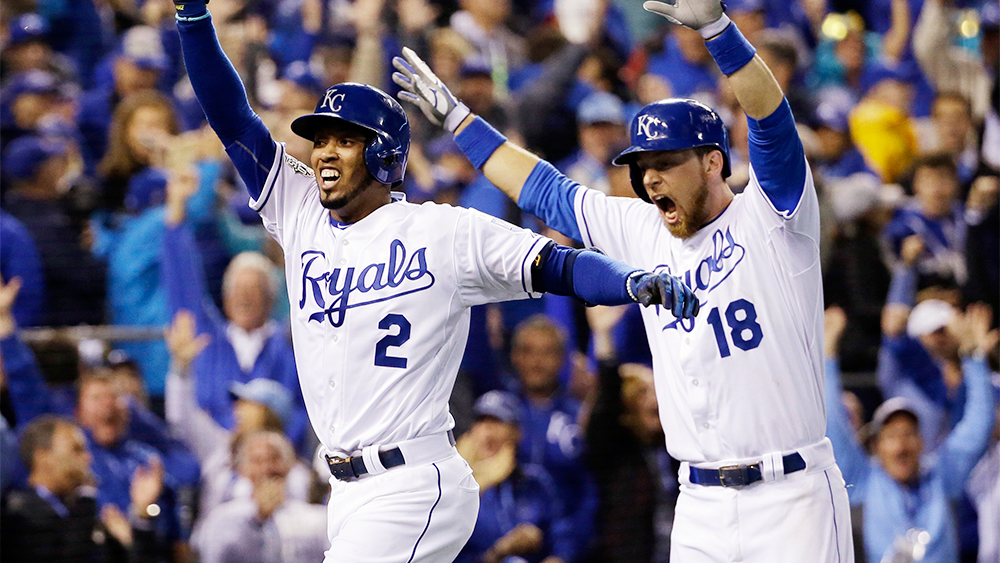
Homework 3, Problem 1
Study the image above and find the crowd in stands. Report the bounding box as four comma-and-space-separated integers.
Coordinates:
0, 0, 998, 561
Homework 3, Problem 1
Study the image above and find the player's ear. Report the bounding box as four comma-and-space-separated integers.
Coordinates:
704, 149, 724, 178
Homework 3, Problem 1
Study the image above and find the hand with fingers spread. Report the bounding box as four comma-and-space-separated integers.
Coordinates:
628, 271, 700, 319
0, 275, 21, 339
392, 47, 471, 132
165, 310, 211, 375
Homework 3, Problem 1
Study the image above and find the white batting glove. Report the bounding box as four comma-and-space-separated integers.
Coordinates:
392, 47, 471, 133
643, 0, 732, 39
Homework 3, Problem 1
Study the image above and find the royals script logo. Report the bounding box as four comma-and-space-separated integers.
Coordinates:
658, 227, 746, 332
299, 239, 435, 327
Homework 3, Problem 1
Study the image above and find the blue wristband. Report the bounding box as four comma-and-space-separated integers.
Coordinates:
704, 22, 756, 76
454, 116, 507, 169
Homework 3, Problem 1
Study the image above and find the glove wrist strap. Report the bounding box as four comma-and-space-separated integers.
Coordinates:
625, 271, 644, 304
454, 116, 507, 169
444, 102, 471, 133
704, 19, 756, 75
698, 13, 731, 39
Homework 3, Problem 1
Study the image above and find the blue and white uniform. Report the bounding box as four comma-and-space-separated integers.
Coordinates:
515, 99, 854, 561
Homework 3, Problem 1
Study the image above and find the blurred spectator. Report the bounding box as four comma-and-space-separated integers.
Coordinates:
884, 153, 966, 289
192, 431, 328, 563
449, 0, 526, 88
967, 393, 1000, 563
2, 135, 107, 326
164, 311, 314, 519
645, 26, 717, 101
162, 174, 307, 452
826, 304, 997, 563
913, 0, 998, 123
0, 415, 162, 563
0, 70, 72, 153
924, 93, 978, 184
508, 315, 597, 562
0, 13, 76, 85
963, 175, 1000, 317
0, 210, 44, 327
456, 390, 572, 563
94, 91, 179, 211
756, 31, 815, 126
585, 305, 675, 563
556, 91, 628, 195
849, 63, 919, 183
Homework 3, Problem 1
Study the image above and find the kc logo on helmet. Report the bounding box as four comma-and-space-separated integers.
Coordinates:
637, 115, 667, 141
322, 89, 346, 112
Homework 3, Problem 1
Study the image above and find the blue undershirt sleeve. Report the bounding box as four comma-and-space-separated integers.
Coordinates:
176, 15, 276, 200
533, 241, 637, 305
519, 161, 583, 242
746, 98, 807, 216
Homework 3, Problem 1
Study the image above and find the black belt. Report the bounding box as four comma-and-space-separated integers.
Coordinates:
326, 448, 405, 481
325, 431, 455, 481
688, 452, 806, 487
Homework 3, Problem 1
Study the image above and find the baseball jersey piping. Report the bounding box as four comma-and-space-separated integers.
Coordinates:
519, 237, 547, 296
823, 469, 843, 563
578, 189, 595, 248
249, 143, 285, 212
406, 463, 443, 563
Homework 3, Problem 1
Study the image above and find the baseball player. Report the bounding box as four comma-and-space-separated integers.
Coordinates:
172, 1, 699, 561
393, 0, 854, 560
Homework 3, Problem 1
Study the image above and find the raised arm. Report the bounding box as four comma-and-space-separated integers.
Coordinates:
174, 0, 276, 200
939, 304, 999, 498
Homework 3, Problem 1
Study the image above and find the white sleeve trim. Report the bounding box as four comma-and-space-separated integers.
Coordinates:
249, 142, 286, 212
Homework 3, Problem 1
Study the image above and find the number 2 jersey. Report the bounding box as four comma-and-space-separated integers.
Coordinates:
520, 100, 826, 465
252, 143, 547, 458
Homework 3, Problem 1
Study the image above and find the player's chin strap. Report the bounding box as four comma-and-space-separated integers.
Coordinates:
759, 451, 786, 483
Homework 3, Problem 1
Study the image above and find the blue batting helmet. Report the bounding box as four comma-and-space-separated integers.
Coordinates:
291, 82, 410, 186
612, 98, 731, 202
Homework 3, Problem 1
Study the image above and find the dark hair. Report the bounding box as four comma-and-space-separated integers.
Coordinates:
19, 415, 75, 471
758, 33, 798, 70
912, 152, 958, 176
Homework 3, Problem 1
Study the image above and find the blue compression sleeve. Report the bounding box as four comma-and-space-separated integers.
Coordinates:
534, 242, 637, 305
176, 15, 275, 199
519, 161, 583, 242
746, 98, 807, 216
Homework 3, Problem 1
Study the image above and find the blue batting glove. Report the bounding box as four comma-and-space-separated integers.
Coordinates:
628, 272, 701, 319
175, 0, 209, 21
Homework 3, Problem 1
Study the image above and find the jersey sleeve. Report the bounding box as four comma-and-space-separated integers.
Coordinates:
453, 208, 549, 306
742, 100, 820, 240
248, 142, 319, 248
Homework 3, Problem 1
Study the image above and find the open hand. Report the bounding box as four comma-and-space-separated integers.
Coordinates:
643, 0, 729, 37
165, 310, 211, 373
392, 47, 471, 132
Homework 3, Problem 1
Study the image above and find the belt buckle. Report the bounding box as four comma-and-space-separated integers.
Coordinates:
717, 465, 748, 488
326, 455, 355, 480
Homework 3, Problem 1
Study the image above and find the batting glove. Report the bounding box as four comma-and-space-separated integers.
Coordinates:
392, 47, 471, 133
643, 0, 732, 39
628, 272, 701, 319
174, 0, 209, 20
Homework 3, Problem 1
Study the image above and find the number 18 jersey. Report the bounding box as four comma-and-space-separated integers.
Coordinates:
572, 165, 826, 465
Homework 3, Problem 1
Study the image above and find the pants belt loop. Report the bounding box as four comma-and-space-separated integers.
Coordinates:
362, 444, 388, 475
760, 452, 785, 483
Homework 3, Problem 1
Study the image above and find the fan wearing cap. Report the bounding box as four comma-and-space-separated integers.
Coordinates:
555, 91, 629, 196
2, 135, 107, 326
163, 310, 315, 520
824, 304, 997, 563
0, 70, 68, 152
172, 1, 697, 559
455, 391, 573, 563
1, 14, 76, 84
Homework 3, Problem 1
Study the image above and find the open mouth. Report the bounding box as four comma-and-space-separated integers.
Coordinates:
654, 195, 679, 224
319, 168, 342, 190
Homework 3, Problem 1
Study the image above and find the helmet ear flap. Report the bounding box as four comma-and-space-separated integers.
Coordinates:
629, 163, 650, 202
365, 132, 407, 186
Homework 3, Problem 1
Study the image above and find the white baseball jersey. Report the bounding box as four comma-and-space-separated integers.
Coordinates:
572, 165, 826, 465
251, 143, 547, 457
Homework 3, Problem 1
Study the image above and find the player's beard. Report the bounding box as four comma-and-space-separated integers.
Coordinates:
664, 167, 711, 239
319, 171, 378, 210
